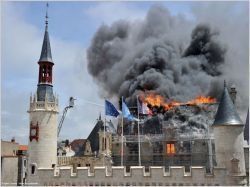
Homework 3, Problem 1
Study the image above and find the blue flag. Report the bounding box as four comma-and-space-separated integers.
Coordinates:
122, 100, 138, 121
105, 100, 120, 117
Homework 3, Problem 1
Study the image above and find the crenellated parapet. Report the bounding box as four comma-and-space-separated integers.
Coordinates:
29, 93, 59, 112
26, 166, 246, 186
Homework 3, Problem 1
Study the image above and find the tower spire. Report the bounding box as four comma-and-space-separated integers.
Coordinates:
39, 2, 53, 63
36, 2, 55, 102
213, 81, 243, 126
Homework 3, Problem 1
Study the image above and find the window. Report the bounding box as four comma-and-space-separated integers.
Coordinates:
52, 164, 55, 168
31, 165, 35, 174
78, 164, 81, 167
102, 138, 107, 150
231, 158, 240, 173
23, 159, 27, 167
166, 143, 175, 154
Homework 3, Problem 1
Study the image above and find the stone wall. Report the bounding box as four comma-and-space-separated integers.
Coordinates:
27, 166, 245, 186
1, 141, 19, 156
1, 157, 18, 186
58, 156, 72, 166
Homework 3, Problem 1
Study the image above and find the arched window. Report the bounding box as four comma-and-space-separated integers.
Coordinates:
42, 65, 46, 74
48, 66, 51, 77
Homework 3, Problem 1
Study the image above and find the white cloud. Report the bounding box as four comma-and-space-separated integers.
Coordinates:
84, 2, 146, 25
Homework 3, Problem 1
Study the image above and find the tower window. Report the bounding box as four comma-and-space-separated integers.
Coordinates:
31, 165, 36, 174
102, 138, 106, 150
23, 159, 27, 167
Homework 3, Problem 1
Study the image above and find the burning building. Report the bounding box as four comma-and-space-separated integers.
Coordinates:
85, 6, 249, 182
111, 93, 217, 171
23, 4, 249, 186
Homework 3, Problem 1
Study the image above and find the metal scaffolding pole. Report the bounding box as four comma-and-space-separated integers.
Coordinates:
137, 96, 141, 166
121, 97, 124, 166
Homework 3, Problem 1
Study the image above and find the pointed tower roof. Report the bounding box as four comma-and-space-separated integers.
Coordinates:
39, 3, 53, 63
213, 81, 243, 126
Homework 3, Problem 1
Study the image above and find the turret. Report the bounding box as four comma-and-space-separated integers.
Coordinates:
212, 81, 246, 177
27, 3, 58, 183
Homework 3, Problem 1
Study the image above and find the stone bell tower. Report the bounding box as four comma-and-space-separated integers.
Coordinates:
27, 4, 58, 178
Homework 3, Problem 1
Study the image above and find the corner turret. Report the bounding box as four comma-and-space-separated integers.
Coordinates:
212, 81, 246, 179
213, 82, 243, 126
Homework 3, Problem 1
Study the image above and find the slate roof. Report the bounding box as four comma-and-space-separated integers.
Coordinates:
39, 25, 53, 63
213, 85, 243, 126
36, 84, 55, 102
244, 110, 249, 142
87, 119, 104, 153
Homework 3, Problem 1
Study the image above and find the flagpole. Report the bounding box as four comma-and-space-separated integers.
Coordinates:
121, 96, 124, 166
104, 116, 107, 163
137, 95, 141, 166
104, 99, 106, 166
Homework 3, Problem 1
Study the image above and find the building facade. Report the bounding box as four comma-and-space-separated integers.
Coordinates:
1, 139, 28, 186
25, 8, 248, 187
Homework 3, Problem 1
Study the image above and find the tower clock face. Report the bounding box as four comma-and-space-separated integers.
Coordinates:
31, 129, 36, 136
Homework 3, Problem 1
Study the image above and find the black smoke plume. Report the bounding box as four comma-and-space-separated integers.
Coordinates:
87, 5, 248, 119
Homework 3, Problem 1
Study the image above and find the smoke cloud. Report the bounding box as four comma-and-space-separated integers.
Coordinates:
87, 4, 248, 117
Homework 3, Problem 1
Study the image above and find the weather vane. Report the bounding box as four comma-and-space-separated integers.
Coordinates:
45, 2, 49, 26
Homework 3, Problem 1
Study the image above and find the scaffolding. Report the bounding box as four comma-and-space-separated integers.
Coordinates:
111, 132, 216, 173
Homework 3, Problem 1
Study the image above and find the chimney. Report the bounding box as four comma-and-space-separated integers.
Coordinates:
229, 85, 237, 105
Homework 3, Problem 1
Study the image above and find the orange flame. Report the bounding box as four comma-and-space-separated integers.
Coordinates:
140, 93, 216, 111
187, 96, 216, 105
